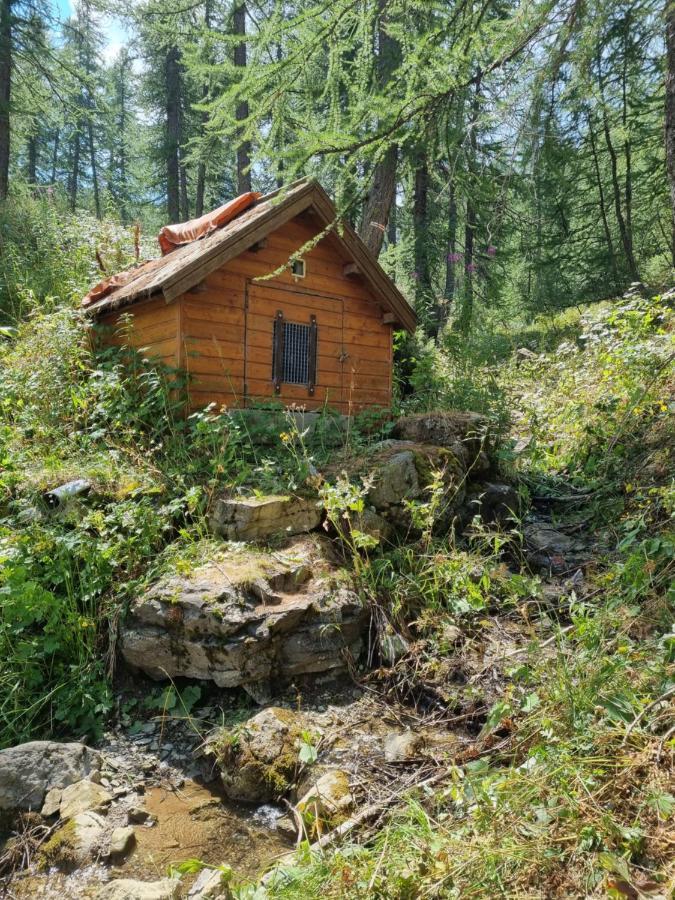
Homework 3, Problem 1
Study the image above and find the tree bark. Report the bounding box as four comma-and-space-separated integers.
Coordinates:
413, 147, 431, 322
69, 131, 80, 211
359, 3, 401, 257
442, 181, 457, 310
51, 129, 59, 185
666, 0, 675, 266
87, 119, 100, 218
361, 145, 397, 257
165, 45, 182, 223
587, 111, 618, 284
0, 0, 12, 200
195, 0, 212, 217
27, 133, 37, 184
234, 2, 251, 194
457, 77, 481, 335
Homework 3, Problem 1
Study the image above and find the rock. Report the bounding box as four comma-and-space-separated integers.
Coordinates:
188, 868, 229, 899
379, 625, 410, 665
440, 623, 462, 646
384, 731, 425, 762
41, 787, 62, 817
296, 769, 353, 831
391, 411, 490, 467
524, 523, 585, 573
41, 810, 107, 867
109, 825, 135, 858
95, 879, 181, 900
213, 707, 308, 803
59, 779, 113, 819
464, 482, 519, 526
127, 805, 149, 824
337, 441, 467, 534
0, 741, 101, 811
210, 494, 322, 542
367, 450, 421, 509
274, 814, 299, 841
353, 507, 393, 543
120, 536, 368, 694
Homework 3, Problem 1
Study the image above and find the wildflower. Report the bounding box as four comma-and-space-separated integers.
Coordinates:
466, 262, 477, 274
412, 271, 419, 280
279, 432, 291, 443
487, 245, 497, 257
447, 252, 463, 264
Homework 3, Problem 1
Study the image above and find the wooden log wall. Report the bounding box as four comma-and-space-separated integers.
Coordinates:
99, 211, 393, 414
180, 212, 393, 413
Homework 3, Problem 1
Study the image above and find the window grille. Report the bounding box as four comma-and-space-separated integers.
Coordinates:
272, 311, 317, 395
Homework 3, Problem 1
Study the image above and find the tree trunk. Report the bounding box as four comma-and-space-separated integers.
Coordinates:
165, 45, 181, 223
27, 133, 37, 184
359, 4, 401, 257
442, 181, 457, 319
87, 119, 100, 218
69, 131, 80, 211
195, 0, 212, 217
51, 129, 59, 185
0, 0, 12, 200
457, 77, 481, 335
234, 2, 251, 194
413, 147, 431, 324
179, 151, 189, 220
587, 111, 618, 285
361, 145, 397, 257
666, 0, 675, 266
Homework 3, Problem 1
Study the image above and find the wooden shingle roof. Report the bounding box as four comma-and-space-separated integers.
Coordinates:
83, 179, 417, 333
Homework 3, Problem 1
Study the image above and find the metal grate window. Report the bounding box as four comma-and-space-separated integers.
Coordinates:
272, 311, 317, 395
273, 320, 310, 384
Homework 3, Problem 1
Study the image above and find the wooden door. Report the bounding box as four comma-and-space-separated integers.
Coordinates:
244, 282, 345, 410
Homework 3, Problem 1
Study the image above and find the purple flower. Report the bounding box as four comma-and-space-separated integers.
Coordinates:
447, 252, 463, 264
412, 271, 419, 280
487, 245, 497, 257
466, 262, 477, 274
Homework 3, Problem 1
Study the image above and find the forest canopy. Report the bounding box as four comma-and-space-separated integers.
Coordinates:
0, 0, 672, 336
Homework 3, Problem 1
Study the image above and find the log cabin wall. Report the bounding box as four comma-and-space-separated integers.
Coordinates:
98, 295, 180, 367
178, 211, 393, 413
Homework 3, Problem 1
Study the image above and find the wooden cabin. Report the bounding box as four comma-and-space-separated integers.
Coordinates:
83, 179, 416, 414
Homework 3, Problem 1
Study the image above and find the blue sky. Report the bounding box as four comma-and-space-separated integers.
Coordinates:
53, 0, 129, 65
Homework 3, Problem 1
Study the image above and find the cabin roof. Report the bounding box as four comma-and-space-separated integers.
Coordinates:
83, 178, 417, 332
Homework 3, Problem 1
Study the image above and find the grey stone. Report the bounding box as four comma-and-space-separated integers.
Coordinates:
120, 537, 368, 692
465, 482, 519, 526
59, 779, 113, 819
210, 494, 322, 542
384, 731, 425, 762
296, 769, 353, 826
0, 741, 101, 811
41, 787, 62, 817
95, 879, 181, 900
391, 411, 489, 465
524, 523, 586, 573
213, 707, 307, 803
108, 825, 135, 858
368, 451, 420, 509
188, 868, 229, 899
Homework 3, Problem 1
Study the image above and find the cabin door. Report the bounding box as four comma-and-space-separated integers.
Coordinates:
244, 282, 345, 410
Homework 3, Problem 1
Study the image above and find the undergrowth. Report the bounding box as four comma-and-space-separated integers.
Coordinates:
254, 293, 674, 898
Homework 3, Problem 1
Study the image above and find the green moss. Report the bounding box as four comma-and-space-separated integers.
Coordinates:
38, 819, 78, 871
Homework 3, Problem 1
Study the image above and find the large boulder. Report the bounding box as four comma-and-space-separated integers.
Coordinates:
120, 536, 368, 699
212, 707, 309, 803
337, 441, 467, 534
210, 494, 322, 542
391, 411, 490, 469
0, 741, 101, 811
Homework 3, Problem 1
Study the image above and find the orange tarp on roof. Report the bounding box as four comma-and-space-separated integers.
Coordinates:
157, 191, 261, 256
82, 190, 261, 307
